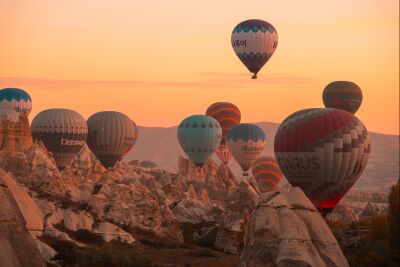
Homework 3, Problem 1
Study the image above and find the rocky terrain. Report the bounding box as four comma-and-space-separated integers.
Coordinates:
0, 136, 394, 266
326, 190, 390, 224
239, 188, 349, 267
127, 122, 399, 193
0, 142, 265, 265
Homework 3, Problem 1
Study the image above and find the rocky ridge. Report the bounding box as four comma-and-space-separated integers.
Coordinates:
239, 188, 350, 267
0, 142, 262, 264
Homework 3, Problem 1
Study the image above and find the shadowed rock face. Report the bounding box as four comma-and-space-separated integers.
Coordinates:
239, 188, 349, 267
0, 170, 46, 267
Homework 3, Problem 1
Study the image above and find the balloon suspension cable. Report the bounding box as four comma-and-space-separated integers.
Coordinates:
251, 73, 258, 79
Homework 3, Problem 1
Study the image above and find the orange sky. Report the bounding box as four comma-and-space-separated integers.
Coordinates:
0, 0, 398, 134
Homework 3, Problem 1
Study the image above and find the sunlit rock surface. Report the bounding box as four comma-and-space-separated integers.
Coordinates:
239, 188, 349, 267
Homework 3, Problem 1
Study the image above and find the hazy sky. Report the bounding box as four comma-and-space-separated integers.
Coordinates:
0, 0, 398, 134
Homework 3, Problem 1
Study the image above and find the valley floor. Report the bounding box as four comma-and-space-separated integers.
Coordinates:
44, 236, 239, 267
132, 244, 239, 267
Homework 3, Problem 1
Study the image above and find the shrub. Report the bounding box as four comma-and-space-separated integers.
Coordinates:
52, 240, 151, 267
236, 209, 249, 252
140, 160, 157, 168
188, 248, 215, 258
71, 229, 104, 244
92, 184, 103, 194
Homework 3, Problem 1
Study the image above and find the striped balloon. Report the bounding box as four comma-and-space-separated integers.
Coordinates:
0, 88, 32, 116
31, 109, 88, 169
323, 81, 363, 114
274, 108, 371, 215
215, 144, 232, 165
251, 156, 283, 192
227, 123, 266, 174
177, 115, 222, 167
206, 102, 241, 144
231, 19, 278, 79
87, 111, 138, 168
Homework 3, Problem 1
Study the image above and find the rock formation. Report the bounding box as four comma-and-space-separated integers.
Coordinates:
327, 203, 358, 225
0, 113, 32, 153
88, 182, 183, 242
239, 188, 349, 267
0, 142, 356, 264
358, 202, 379, 219
0, 170, 46, 267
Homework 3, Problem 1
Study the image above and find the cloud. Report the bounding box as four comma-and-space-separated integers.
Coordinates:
0, 73, 315, 91
0, 26, 87, 33
198, 72, 315, 85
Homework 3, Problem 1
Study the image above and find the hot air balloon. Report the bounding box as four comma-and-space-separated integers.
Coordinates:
274, 108, 371, 215
31, 108, 88, 169
227, 123, 266, 177
231, 19, 278, 79
206, 102, 241, 144
0, 109, 20, 123
323, 81, 363, 114
251, 156, 283, 192
215, 144, 232, 165
206, 102, 241, 165
0, 88, 32, 115
86, 111, 138, 168
177, 115, 222, 168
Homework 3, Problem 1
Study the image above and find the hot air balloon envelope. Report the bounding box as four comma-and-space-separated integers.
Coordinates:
227, 123, 266, 172
251, 156, 283, 192
0, 88, 32, 115
215, 144, 232, 165
0, 109, 20, 123
231, 19, 278, 78
87, 111, 138, 168
177, 115, 222, 167
31, 108, 88, 169
206, 102, 241, 144
323, 81, 363, 114
274, 108, 371, 215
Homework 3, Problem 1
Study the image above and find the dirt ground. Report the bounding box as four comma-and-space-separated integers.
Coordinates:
133, 243, 239, 267
43, 235, 240, 267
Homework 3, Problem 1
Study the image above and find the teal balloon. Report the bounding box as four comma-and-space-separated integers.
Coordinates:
177, 115, 222, 167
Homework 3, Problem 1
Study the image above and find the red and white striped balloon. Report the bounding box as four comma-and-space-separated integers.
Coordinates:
251, 156, 283, 192
274, 108, 371, 215
215, 144, 232, 165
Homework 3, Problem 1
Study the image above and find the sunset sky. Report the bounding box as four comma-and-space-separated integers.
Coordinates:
0, 0, 398, 134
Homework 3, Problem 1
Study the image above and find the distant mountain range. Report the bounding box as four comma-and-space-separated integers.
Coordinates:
125, 122, 399, 193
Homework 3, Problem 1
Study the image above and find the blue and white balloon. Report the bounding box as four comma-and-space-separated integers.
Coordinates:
177, 115, 222, 167
0, 88, 32, 115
